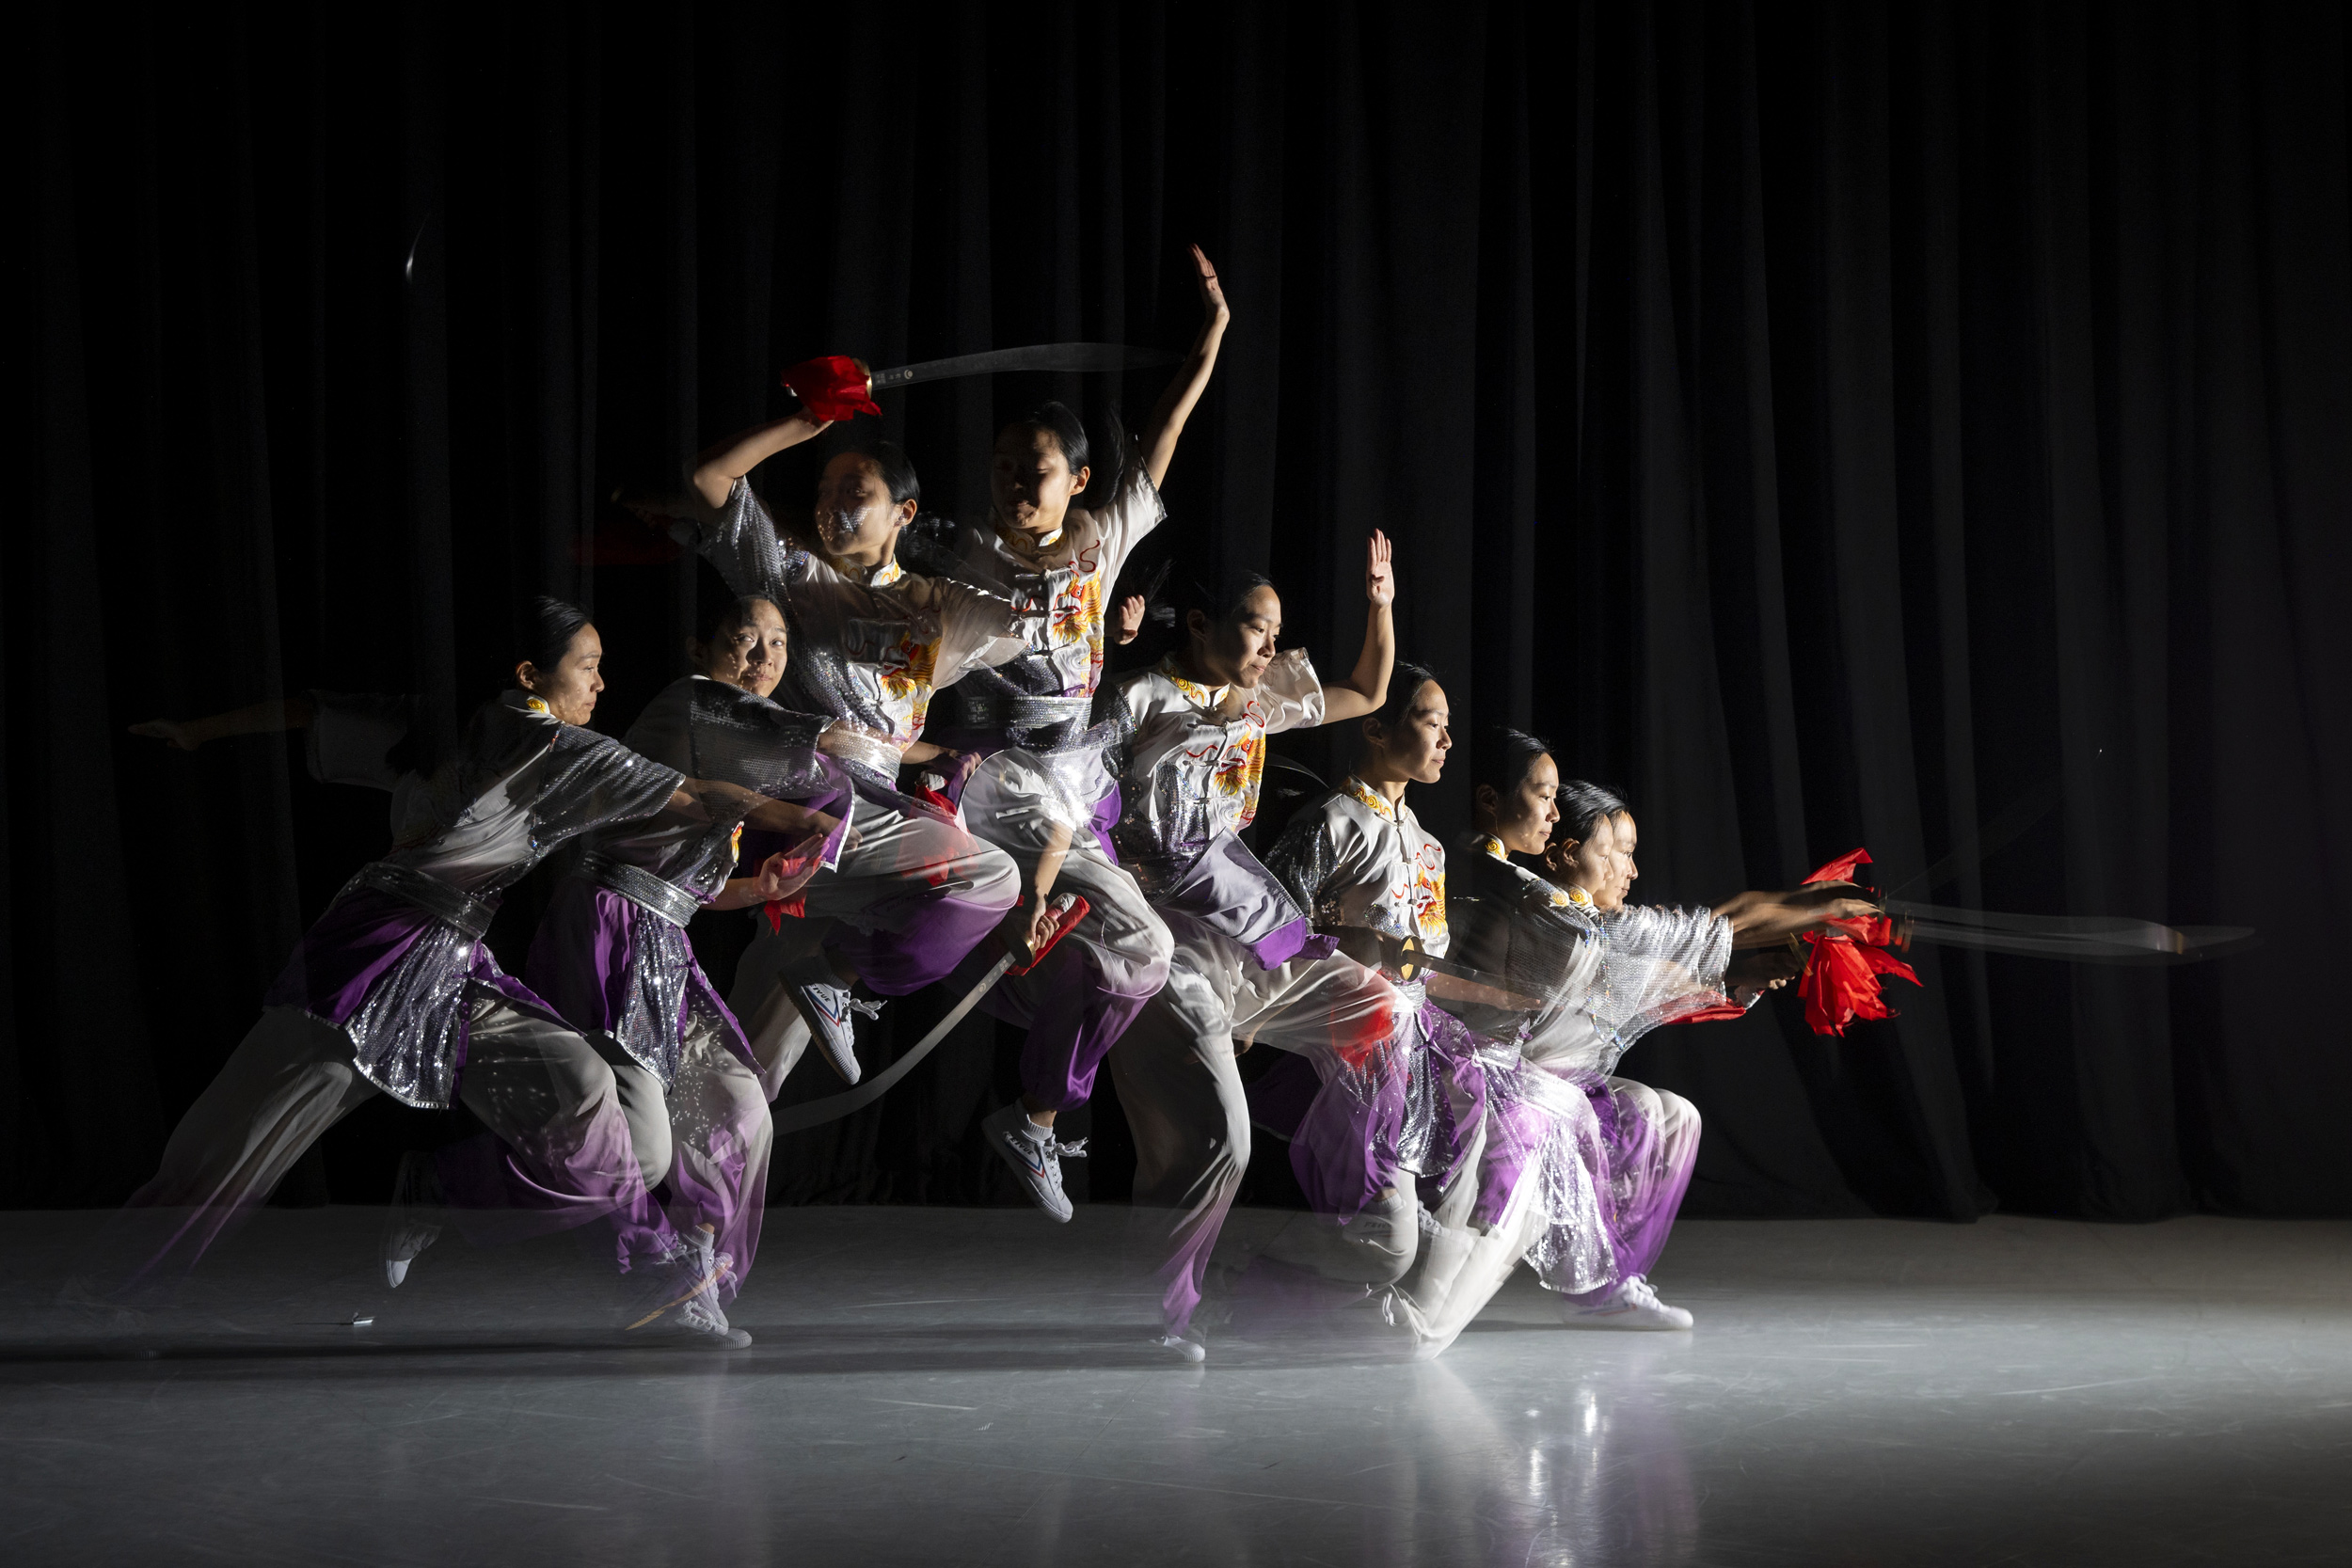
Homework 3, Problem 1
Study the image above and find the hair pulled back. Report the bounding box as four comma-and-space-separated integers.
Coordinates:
1555, 778, 1630, 843
1372, 661, 1443, 734
1472, 725, 1552, 799
825, 437, 922, 507
519, 595, 593, 674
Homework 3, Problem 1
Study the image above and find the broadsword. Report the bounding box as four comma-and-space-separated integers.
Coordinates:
771, 893, 1089, 1136
864, 341, 1179, 392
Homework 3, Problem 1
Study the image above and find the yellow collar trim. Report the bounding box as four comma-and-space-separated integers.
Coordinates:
1158, 654, 1229, 711
1343, 775, 1403, 823
1564, 884, 1598, 912
523, 696, 552, 717
1473, 833, 1509, 863
865, 558, 905, 589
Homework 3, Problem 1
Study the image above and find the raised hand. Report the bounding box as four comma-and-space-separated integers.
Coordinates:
1113, 594, 1148, 645
1191, 244, 1230, 325
1365, 529, 1395, 608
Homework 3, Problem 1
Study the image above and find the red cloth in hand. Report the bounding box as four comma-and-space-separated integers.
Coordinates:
779, 356, 881, 421
1804, 847, 1873, 886
1793, 847, 1920, 1036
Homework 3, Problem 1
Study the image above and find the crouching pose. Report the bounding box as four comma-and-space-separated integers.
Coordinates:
1103, 533, 1431, 1360
94, 599, 838, 1347
1243, 666, 1498, 1316
524, 591, 856, 1307
1399, 732, 1872, 1354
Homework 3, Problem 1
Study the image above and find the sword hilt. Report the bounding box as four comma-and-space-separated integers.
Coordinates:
1007, 892, 1088, 975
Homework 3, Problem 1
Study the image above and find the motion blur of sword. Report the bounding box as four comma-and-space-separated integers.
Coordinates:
859, 341, 1180, 392
771, 892, 1089, 1136
1867, 774, 2254, 964
596, 341, 1181, 559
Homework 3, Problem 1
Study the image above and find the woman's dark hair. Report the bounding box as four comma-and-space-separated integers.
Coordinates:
1173, 567, 1275, 636
1370, 661, 1443, 735
519, 594, 593, 673
687, 585, 781, 648
1472, 725, 1552, 799
1556, 778, 1631, 843
1006, 400, 1091, 478
828, 438, 922, 507
1002, 401, 1132, 505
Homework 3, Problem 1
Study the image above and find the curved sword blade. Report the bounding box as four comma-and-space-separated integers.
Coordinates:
1882, 898, 2256, 964
868, 341, 1178, 390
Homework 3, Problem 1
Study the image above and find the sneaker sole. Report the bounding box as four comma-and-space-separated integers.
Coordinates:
987, 1132, 1074, 1223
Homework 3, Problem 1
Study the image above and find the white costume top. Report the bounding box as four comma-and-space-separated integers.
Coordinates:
1449, 834, 1736, 1081
677, 481, 1026, 780
1107, 649, 1326, 888
918, 465, 1166, 710
1265, 774, 1451, 958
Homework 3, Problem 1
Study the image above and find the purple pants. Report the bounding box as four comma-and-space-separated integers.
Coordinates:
1286, 1002, 1488, 1223
1560, 1077, 1702, 1302
105, 995, 680, 1297
521, 880, 771, 1297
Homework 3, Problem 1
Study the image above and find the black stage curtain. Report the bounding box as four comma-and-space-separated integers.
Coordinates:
11, 1, 2350, 1221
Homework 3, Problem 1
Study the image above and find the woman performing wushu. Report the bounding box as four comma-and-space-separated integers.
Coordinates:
519, 588, 857, 1310
1099, 536, 1442, 1361
655, 422, 1034, 1086
100, 598, 837, 1347
897, 245, 1234, 1219
1398, 733, 1873, 1355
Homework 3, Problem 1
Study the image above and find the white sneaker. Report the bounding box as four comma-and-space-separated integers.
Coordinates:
1559, 1274, 1693, 1331
620, 1242, 752, 1350
675, 1223, 739, 1303
1151, 1333, 1207, 1363
981, 1101, 1086, 1223
379, 1151, 448, 1288
788, 979, 881, 1085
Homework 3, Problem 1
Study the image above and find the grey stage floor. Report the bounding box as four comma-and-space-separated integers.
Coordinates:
3, 1207, 2347, 1567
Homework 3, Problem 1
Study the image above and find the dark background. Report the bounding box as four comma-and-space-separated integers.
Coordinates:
11, 1, 2349, 1224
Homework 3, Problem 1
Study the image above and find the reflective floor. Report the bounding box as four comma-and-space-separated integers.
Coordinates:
4, 1208, 2348, 1566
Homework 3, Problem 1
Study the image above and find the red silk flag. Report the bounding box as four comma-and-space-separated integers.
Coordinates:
1795, 848, 1920, 1037
779, 356, 882, 421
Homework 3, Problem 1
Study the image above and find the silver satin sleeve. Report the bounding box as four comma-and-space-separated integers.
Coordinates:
1585, 906, 1737, 1070
682, 682, 838, 800
1262, 808, 1346, 938
1505, 898, 1734, 1080
353, 709, 687, 1108
674, 479, 800, 606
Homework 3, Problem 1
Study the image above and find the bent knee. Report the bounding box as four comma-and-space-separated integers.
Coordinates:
1656, 1088, 1700, 1139
970, 847, 1025, 908
634, 1127, 675, 1190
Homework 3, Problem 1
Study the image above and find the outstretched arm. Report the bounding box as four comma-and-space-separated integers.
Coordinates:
131, 694, 318, 752
1711, 883, 1881, 948
665, 777, 844, 844
690, 412, 833, 510
1138, 245, 1232, 489
1318, 531, 1396, 723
